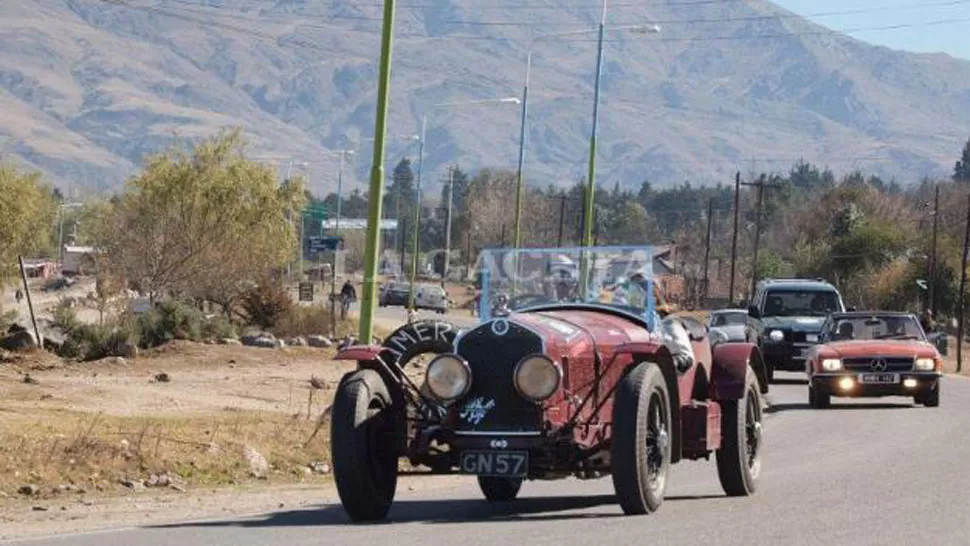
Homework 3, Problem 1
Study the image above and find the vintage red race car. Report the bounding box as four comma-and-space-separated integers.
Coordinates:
328, 246, 770, 521
805, 311, 943, 408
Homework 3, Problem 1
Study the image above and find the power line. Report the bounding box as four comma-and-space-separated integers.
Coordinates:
337, 0, 751, 9
367, 0, 970, 27
104, 1, 970, 47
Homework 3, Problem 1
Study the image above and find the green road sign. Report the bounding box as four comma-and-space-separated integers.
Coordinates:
304, 204, 329, 219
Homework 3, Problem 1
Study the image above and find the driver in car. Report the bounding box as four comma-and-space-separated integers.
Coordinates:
624, 268, 695, 374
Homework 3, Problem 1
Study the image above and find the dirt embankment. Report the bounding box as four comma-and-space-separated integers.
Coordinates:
0, 341, 362, 540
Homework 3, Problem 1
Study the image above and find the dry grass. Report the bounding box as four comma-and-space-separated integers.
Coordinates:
0, 408, 333, 498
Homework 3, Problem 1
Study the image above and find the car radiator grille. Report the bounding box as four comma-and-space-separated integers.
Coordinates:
842, 357, 914, 372
453, 321, 543, 433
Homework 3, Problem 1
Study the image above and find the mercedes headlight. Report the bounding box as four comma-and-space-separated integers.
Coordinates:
514, 354, 562, 402
915, 357, 937, 371
425, 354, 472, 402
768, 330, 784, 342
821, 358, 843, 372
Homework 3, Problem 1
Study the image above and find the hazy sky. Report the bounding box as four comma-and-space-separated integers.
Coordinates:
772, 0, 970, 59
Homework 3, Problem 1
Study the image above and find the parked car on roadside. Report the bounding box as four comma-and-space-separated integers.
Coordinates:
379, 281, 411, 308
414, 283, 448, 314
708, 308, 758, 343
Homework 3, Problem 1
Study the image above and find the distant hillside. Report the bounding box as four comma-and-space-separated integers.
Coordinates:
1, 0, 969, 197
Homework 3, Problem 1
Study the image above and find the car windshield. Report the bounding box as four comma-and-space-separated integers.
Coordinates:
475, 245, 660, 329
762, 289, 841, 317
823, 315, 926, 342
711, 312, 747, 326
389, 282, 410, 291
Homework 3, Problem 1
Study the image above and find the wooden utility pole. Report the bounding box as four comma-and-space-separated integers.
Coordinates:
929, 185, 940, 317
741, 175, 783, 299
18, 256, 42, 348
958, 191, 970, 373
399, 216, 407, 276
557, 193, 567, 247
703, 197, 714, 303
729, 172, 741, 305
465, 225, 473, 281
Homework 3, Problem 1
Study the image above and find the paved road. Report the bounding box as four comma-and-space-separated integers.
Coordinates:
372, 305, 479, 331
11, 371, 970, 546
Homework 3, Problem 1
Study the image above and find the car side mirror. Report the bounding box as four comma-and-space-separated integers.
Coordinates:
747, 305, 760, 319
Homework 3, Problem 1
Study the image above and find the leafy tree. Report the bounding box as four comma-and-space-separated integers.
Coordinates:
955, 137, 970, 183
98, 129, 305, 308
386, 158, 416, 223
0, 164, 57, 291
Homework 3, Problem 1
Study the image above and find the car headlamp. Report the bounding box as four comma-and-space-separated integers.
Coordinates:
768, 330, 784, 342
914, 357, 937, 372
514, 354, 562, 402
821, 358, 842, 372
425, 354, 472, 402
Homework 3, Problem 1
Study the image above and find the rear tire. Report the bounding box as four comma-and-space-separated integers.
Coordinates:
716, 368, 764, 496
331, 369, 401, 522
477, 477, 522, 502
611, 361, 671, 515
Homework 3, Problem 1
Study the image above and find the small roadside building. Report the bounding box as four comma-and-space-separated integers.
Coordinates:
21, 259, 57, 280
61, 245, 97, 276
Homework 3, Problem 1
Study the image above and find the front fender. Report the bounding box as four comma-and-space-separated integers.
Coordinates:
614, 341, 683, 464
334, 345, 384, 362
711, 342, 768, 400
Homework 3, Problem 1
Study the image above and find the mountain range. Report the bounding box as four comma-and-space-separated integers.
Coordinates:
1, 0, 969, 199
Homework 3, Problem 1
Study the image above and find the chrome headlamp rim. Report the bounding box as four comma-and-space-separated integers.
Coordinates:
513, 353, 563, 403
425, 353, 472, 403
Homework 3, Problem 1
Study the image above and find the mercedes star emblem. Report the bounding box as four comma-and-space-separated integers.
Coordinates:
870, 359, 888, 372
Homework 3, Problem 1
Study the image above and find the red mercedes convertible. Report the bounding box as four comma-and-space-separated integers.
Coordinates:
804, 311, 942, 408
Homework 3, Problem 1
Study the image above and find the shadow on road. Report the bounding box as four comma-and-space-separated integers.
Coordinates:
769, 378, 809, 386
766, 402, 914, 414
149, 493, 725, 528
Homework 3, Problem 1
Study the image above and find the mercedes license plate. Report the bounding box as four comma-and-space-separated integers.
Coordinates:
858, 373, 899, 384
459, 450, 528, 477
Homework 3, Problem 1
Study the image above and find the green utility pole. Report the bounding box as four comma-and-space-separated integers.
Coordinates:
358, 0, 397, 344
579, 1, 608, 299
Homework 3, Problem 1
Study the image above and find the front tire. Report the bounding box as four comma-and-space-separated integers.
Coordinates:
611, 361, 672, 515
809, 382, 830, 409
916, 382, 940, 407
477, 476, 522, 502
331, 369, 401, 522
716, 368, 764, 496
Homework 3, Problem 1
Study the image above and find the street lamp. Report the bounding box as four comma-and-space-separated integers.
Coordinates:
512, 22, 659, 253
56, 202, 83, 267
408, 96, 521, 310
330, 149, 355, 237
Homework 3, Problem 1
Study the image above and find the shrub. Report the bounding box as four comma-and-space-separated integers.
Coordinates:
136, 299, 205, 348
240, 280, 293, 330
202, 314, 236, 340
59, 321, 139, 361
269, 304, 363, 339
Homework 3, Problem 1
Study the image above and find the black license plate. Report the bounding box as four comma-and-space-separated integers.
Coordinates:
459, 450, 528, 477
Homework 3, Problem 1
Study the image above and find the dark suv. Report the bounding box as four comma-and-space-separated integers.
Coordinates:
747, 278, 846, 382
